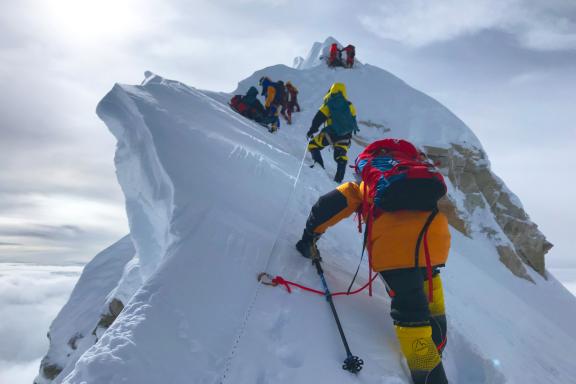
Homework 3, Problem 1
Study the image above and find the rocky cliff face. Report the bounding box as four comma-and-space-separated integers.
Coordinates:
426, 144, 552, 281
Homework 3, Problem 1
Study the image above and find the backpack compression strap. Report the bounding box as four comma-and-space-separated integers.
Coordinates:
414, 208, 439, 302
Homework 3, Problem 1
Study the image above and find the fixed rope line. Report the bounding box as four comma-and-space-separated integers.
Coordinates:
220, 143, 309, 384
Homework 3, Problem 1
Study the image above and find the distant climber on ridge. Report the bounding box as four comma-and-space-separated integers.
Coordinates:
285, 81, 301, 116
327, 43, 343, 67
343, 44, 355, 68
277, 80, 292, 125
306, 82, 359, 183
296, 138, 451, 384
259, 76, 285, 132
326, 43, 355, 68
229, 86, 271, 127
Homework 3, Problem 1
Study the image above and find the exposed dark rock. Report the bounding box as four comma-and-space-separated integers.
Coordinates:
497, 245, 533, 282
94, 298, 125, 331
438, 195, 470, 236
40, 357, 63, 380
425, 144, 551, 279
358, 120, 391, 131
67, 332, 83, 350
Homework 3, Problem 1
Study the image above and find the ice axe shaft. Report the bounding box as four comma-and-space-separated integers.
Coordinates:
312, 258, 363, 374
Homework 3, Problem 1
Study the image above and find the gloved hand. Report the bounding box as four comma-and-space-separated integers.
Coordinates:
306, 128, 315, 139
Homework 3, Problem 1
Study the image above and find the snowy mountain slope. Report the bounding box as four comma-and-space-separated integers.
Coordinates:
36, 39, 576, 383
36, 236, 134, 383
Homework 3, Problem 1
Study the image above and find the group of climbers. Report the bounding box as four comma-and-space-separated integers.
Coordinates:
263, 80, 450, 383
231, 77, 358, 182
327, 43, 355, 68
229, 77, 301, 132
230, 65, 451, 384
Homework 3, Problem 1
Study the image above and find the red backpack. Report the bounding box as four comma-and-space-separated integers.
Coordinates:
328, 43, 341, 66
230, 95, 249, 115
355, 139, 446, 212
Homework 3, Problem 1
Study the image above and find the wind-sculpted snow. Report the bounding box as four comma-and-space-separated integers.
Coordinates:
38, 39, 576, 383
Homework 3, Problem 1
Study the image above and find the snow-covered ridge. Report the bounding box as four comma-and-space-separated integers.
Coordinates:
36, 39, 574, 384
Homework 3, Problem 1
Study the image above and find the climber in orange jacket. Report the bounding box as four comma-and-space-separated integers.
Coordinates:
296, 140, 451, 384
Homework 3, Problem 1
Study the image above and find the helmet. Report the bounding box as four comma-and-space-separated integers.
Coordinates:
259, 76, 270, 86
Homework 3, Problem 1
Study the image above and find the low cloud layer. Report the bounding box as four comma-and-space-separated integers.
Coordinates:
0, 263, 81, 383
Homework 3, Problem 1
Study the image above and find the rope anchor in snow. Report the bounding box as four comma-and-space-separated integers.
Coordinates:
257, 272, 278, 286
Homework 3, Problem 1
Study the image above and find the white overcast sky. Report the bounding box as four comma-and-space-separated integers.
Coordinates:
0, 0, 574, 271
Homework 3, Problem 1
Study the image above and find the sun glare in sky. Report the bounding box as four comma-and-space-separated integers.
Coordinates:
42, 0, 148, 45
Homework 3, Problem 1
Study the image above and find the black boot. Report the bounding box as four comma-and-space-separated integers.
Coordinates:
295, 229, 322, 260
310, 149, 325, 169
334, 161, 347, 183
411, 362, 448, 384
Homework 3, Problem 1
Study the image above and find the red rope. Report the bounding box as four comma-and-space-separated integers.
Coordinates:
271, 273, 379, 297
437, 336, 447, 352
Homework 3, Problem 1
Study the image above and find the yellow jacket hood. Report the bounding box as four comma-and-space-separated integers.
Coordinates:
323, 82, 348, 101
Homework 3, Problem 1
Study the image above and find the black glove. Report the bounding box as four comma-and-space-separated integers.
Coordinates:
306, 128, 315, 139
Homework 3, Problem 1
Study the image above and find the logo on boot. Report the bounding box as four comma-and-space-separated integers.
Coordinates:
412, 338, 430, 356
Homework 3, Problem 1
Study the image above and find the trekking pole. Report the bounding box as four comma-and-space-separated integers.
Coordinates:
311, 257, 364, 374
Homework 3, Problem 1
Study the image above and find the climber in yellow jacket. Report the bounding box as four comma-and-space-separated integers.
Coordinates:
306, 82, 359, 183
296, 176, 450, 383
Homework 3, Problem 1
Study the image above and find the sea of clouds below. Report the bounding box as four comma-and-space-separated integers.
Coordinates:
0, 264, 574, 384
0, 263, 82, 384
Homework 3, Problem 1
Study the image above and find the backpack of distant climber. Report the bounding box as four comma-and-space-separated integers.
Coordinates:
229, 95, 249, 115
324, 91, 357, 137
327, 43, 343, 67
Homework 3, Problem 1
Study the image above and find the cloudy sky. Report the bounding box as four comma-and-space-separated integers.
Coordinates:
0, 0, 574, 273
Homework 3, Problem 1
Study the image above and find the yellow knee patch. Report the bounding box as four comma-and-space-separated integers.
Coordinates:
308, 133, 326, 151
424, 275, 445, 316
334, 143, 349, 161
395, 325, 441, 371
